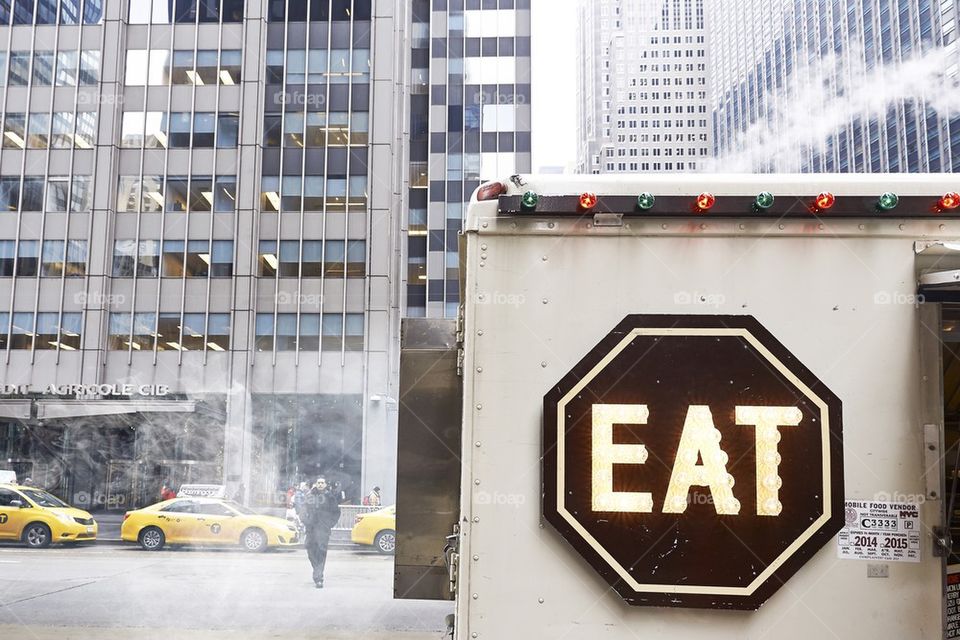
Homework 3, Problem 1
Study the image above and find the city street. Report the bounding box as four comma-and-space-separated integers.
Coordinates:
0, 545, 452, 639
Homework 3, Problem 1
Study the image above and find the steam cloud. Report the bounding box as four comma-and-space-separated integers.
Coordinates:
710, 44, 960, 172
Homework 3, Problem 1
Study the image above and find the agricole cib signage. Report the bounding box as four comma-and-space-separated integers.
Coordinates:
543, 315, 844, 610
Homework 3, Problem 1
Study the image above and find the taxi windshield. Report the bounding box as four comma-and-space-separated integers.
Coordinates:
224, 501, 254, 515
21, 489, 68, 508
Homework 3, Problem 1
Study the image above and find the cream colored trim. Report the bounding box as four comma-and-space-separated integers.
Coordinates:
555, 327, 833, 597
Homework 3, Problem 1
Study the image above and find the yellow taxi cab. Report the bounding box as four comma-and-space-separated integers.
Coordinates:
121, 497, 300, 552
351, 505, 395, 554
0, 483, 98, 548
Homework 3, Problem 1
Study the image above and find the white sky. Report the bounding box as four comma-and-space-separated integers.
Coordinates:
530, 0, 578, 172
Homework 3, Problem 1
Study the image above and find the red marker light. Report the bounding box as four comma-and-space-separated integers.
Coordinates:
815, 192, 836, 210
696, 192, 716, 211
475, 181, 506, 202
579, 192, 598, 209
939, 192, 960, 211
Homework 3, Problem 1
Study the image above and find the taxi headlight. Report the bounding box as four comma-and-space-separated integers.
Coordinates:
54, 512, 75, 525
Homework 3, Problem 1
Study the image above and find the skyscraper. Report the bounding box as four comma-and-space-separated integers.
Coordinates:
576, 0, 711, 174
406, 0, 532, 319
0, 1, 406, 509
709, 0, 960, 172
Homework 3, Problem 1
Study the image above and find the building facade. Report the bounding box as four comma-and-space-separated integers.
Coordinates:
405, 0, 531, 319
709, 0, 960, 172
0, 0, 408, 511
576, 0, 711, 174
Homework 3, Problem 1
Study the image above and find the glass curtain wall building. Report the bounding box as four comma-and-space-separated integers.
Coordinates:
708, 0, 960, 172
406, 0, 531, 319
576, 0, 711, 174
0, 0, 406, 510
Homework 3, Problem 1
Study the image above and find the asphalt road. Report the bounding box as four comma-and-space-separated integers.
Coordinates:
0, 545, 452, 639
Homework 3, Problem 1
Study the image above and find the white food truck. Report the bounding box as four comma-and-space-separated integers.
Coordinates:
396, 175, 960, 638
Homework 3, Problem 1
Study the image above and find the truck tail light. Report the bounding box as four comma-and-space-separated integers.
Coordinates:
940, 192, 960, 211
696, 193, 716, 211
579, 192, 598, 209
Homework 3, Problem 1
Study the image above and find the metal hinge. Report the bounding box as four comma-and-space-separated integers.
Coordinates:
456, 305, 465, 377
444, 523, 460, 597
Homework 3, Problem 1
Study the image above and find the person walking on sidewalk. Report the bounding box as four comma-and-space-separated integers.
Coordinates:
297, 477, 341, 589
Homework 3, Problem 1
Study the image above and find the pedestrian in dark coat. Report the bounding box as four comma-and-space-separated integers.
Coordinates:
297, 477, 341, 588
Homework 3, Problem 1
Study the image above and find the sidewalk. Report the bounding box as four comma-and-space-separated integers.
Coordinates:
0, 627, 448, 640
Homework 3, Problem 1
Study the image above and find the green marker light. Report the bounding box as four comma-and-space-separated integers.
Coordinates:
521, 191, 539, 211
877, 192, 899, 211
636, 193, 656, 210
754, 192, 775, 210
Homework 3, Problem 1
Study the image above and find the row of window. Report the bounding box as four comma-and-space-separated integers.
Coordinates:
124, 49, 242, 86
128, 0, 243, 24
112, 240, 234, 278
257, 240, 366, 277
254, 313, 364, 352
118, 175, 237, 214
0, 176, 91, 212
108, 312, 231, 352
0, 240, 87, 276
259, 176, 368, 212
107, 239, 367, 279
0, 312, 82, 350
265, 49, 371, 85
0, 0, 102, 26
263, 112, 369, 148
267, 0, 371, 22
2, 112, 96, 149
120, 112, 239, 148
0, 50, 100, 87
105, 312, 364, 352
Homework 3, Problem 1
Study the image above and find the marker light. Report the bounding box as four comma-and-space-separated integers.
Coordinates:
580, 192, 598, 209
696, 193, 716, 211
521, 191, 539, 211
814, 192, 835, 210
877, 192, 899, 211
476, 181, 506, 201
754, 192, 775, 210
940, 192, 960, 211
636, 192, 656, 210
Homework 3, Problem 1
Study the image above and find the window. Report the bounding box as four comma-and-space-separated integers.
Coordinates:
121, 112, 145, 147
258, 241, 278, 276
169, 112, 192, 147
0, 240, 13, 275
220, 50, 241, 84
195, 50, 218, 84
207, 313, 230, 350
66, 240, 86, 276
79, 50, 100, 85
189, 177, 213, 212
320, 313, 364, 351
27, 113, 50, 149
41, 240, 65, 276
21, 178, 43, 211
193, 113, 215, 147
108, 312, 156, 350
302, 240, 322, 277
171, 50, 194, 85
51, 112, 75, 148
214, 177, 237, 212
10, 313, 34, 349
217, 113, 239, 147
255, 314, 274, 351
180, 314, 206, 350
16, 240, 39, 276
165, 176, 189, 212
118, 176, 164, 213
32, 51, 54, 85
8, 52, 29, 86
210, 241, 233, 276
0, 177, 19, 210
2, 114, 25, 149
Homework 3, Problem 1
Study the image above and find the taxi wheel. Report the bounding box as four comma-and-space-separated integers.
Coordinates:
240, 528, 268, 553
138, 526, 166, 551
374, 529, 396, 555
23, 523, 52, 549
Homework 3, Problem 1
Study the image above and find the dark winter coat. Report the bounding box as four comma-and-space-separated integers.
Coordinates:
298, 488, 341, 534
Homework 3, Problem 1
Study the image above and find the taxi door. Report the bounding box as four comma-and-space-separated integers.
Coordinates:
193, 501, 244, 544
156, 499, 204, 542
0, 488, 28, 540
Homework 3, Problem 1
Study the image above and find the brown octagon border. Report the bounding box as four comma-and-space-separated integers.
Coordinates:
542, 315, 845, 610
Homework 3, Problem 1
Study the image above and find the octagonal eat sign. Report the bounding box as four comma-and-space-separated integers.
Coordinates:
542, 315, 844, 610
